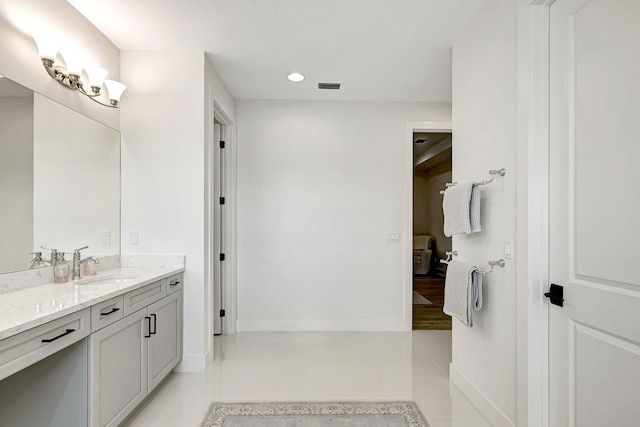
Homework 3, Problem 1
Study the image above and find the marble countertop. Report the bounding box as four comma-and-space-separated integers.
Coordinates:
0, 266, 184, 340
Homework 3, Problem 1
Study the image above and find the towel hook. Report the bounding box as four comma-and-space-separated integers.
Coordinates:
440, 250, 458, 265
478, 259, 505, 275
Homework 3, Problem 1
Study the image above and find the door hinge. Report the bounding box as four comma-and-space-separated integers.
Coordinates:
219, 253, 225, 261
219, 309, 226, 317
544, 284, 564, 307
219, 197, 225, 205
219, 140, 225, 149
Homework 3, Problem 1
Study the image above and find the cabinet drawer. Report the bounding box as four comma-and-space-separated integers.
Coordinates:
123, 280, 166, 316
91, 295, 124, 333
166, 274, 183, 295
0, 308, 90, 381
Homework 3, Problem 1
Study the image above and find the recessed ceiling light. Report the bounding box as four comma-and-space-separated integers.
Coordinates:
287, 72, 304, 82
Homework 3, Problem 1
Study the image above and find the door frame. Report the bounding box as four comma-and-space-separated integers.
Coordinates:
206, 101, 237, 343
516, 1, 555, 426
215, 102, 237, 336
403, 121, 452, 331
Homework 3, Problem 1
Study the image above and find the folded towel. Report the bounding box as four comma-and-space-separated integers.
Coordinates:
442, 182, 481, 236
443, 260, 483, 327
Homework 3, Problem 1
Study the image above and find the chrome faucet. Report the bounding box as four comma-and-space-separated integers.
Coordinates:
41, 246, 59, 266
72, 246, 100, 280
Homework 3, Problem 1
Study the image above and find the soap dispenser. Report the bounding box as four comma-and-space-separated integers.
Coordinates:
30, 252, 47, 269
53, 253, 70, 283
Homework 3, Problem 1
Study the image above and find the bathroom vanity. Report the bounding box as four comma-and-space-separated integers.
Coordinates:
0, 264, 184, 427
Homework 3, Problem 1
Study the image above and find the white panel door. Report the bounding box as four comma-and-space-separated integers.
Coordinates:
147, 291, 183, 392
549, 1, 640, 426
89, 309, 148, 427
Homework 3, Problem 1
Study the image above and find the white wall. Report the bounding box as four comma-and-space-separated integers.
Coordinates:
450, 0, 518, 426
0, 96, 33, 272
236, 101, 451, 331
0, 0, 120, 130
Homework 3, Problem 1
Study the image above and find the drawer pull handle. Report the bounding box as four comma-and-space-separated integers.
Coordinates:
170, 281, 181, 286
150, 314, 157, 335
42, 329, 76, 343
145, 317, 151, 338
100, 307, 120, 316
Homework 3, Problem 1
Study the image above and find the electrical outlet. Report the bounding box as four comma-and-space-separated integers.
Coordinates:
101, 231, 111, 245
130, 231, 139, 246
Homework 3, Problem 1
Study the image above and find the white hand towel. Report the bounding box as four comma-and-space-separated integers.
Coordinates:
442, 182, 481, 237
443, 260, 483, 327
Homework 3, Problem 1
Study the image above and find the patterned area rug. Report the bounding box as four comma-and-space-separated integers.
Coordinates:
200, 401, 430, 427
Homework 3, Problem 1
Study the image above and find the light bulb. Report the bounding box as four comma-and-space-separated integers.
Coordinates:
104, 80, 127, 105
60, 51, 84, 77
84, 66, 109, 89
32, 33, 58, 62
287, 72, 305, 82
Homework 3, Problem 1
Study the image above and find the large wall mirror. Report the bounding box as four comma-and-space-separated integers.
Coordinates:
0, 76, 120, 274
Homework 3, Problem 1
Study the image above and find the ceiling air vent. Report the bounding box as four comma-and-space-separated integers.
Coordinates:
318, 82, 341, 90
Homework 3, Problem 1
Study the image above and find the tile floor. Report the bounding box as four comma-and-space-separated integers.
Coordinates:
123, 331, 492, 427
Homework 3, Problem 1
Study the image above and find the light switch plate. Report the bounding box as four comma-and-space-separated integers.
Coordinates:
387, 233, 401, 242
130, 231, 139, 246
504, 240, 513, 259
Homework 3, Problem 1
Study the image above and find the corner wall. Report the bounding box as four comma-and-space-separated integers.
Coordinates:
450, 0, 518, 425
236, 100, 450, 331
120, 51, 207, 371
0, 0, 120, 129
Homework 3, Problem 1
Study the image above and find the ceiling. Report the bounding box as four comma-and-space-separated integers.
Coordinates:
413, 132, 451, 172
67, 0, 485, 102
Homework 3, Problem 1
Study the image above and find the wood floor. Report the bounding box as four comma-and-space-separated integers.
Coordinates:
413, 275, 451, 330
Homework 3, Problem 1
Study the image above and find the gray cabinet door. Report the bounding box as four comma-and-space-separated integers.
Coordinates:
89, 308, 148, 427
147, 290, 183, 392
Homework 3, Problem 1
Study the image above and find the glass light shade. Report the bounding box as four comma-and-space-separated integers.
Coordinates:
32, 34, 58, 61
60, 51, 84, 76
287, 72, 305, 82
104, 80, 127, 102
84, 66, 109, 88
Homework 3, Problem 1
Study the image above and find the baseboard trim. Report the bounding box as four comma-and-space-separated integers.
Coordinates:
236, 318, 406, 332
175, 352, 208, 372
450, 363, 515, 427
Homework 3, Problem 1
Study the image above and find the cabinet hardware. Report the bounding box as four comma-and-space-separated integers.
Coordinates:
100, 307, 120, 316
144, 316, 151, 338
170, 280, 181, 287
41, 328, 76, 343
150, 314, 157, 335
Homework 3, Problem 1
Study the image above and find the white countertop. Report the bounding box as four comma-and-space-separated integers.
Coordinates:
0, 266, 184, 340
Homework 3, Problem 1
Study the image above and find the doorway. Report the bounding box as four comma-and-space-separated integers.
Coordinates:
210, 104, 235, 337
412, 131, 452, 330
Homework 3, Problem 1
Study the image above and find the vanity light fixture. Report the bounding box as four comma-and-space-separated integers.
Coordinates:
32, 34, 126, 108
287, 72, 305, 82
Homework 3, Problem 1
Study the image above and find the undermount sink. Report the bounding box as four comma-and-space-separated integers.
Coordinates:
75, 274, 140, 285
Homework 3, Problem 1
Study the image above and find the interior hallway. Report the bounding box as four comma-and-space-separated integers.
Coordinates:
123, 331, 491, 427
